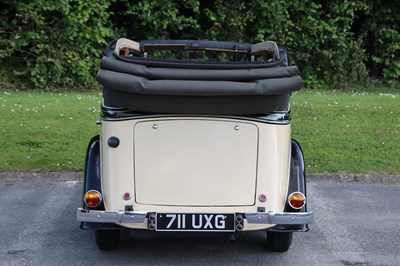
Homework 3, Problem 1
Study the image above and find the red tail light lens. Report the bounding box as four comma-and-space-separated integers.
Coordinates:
288, 192, 306, 209
84, 190, 102, 207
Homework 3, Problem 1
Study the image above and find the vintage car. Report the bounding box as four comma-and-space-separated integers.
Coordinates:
77, 38, 313, 252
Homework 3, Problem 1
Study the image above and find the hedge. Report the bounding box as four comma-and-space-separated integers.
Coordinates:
0, 0, 399, 90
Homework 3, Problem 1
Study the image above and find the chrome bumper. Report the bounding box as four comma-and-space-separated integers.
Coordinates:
77, 208, 313, 225
77, 208, 147, 223
245, 211, 313, 225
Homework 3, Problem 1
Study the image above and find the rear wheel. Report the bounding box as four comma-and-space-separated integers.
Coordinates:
95, 230, 120, 250
266, 231, 293, 252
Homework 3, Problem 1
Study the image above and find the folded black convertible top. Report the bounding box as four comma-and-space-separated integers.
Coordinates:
97, 38, 302, 115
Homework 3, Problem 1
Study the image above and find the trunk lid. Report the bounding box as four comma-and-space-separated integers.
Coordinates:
134, 119, 259, 206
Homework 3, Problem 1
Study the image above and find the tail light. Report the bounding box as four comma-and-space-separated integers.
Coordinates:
84, 190, 102, 207
288, 192, 306, 209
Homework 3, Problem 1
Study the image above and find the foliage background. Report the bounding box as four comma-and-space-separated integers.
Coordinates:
0, 0, 399, 90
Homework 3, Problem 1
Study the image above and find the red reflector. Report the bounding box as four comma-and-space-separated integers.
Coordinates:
258, 194, 267, 202
123, 192, 132, 200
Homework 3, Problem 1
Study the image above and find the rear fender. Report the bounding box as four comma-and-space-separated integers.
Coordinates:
82, 135, 103, 210
286, 139, 307, 212
268, 139, 308, 232
81, 135, 118, 230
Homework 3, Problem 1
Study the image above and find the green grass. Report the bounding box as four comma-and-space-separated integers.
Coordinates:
291, 89, 400, 173
0, 91, 102, 171
0, 89, 399, 173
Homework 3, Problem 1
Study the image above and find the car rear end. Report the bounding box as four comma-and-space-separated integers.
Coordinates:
77, 38, 313, 251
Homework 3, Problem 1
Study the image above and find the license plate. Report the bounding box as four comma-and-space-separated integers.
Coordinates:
156, 213, 236, 232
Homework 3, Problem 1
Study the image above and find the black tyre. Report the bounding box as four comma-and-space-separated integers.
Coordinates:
95, 230, 120, 250
266, 231, 293, 252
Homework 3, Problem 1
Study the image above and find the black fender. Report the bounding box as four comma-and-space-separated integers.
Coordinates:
80, 135, 134, 230
82, 135, 104, 210
286, 139, 307, 212
81, 135, 121, 230
268, 139, 308, 232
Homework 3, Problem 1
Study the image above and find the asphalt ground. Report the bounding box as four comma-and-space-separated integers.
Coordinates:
0, 173, 399, 266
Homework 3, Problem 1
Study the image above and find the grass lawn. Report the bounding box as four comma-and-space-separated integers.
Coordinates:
291, 89, 399, 173
0, 91, 102, 172
0, 89, 399, 173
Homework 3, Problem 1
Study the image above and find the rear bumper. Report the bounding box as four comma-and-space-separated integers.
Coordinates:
245, 211, 313, 225
77, 208, 313, 227
77, 208, 147, 224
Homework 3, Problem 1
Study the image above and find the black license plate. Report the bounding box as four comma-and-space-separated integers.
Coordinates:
156, 213, 236, 232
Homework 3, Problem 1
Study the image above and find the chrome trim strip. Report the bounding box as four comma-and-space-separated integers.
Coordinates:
245, 211, 313, 225
100, 100, 291, 124
77, 208, 147, 223
99, 112, 291, 125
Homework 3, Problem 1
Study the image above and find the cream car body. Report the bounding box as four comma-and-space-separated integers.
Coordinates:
101, 116, 290, 231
